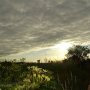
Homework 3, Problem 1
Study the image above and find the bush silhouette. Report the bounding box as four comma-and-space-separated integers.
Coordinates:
66, 45, 90, 64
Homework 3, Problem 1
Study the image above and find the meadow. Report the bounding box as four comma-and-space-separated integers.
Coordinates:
0, 45, 90, 90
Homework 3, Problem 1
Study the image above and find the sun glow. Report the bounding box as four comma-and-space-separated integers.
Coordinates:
53, 42, 72, 51
51, 42, 73, 59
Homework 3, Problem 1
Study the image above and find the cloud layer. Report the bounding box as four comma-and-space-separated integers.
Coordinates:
0, 0, 90, 56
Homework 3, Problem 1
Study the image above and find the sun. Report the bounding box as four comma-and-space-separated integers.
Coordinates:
53, 42, 72, 51
51, 42, 73, 60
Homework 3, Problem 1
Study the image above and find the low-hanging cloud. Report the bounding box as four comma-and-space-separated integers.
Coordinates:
0, 0, 90, 56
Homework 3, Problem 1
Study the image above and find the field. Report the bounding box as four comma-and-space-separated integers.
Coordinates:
0, 45, 90, 90
0, 59, 90, 90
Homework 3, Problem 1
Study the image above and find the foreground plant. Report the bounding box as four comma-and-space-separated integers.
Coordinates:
14, 66, 57, 90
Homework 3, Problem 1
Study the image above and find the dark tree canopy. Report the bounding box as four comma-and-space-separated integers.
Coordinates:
66, 45, 90, 62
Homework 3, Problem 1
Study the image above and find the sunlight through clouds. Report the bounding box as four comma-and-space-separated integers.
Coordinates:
0, 0, 90, 61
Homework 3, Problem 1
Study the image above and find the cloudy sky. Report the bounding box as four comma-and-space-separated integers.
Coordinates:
0, 0, 90, 61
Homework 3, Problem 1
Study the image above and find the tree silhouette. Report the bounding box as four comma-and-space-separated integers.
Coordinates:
20, 58, 26, 62
66, 45, 90, 64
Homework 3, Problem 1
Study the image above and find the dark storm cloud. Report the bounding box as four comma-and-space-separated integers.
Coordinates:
0, 0, 90, 56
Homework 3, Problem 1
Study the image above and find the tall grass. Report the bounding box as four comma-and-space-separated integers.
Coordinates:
0, 60, 90, 90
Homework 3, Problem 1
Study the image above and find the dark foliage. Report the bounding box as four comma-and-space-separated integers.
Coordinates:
0, 45, 90, 90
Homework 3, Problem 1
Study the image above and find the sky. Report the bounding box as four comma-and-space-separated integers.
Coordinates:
0, 0, 90, 62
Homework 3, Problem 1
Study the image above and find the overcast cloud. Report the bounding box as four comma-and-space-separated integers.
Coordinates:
0, 0, 90, 56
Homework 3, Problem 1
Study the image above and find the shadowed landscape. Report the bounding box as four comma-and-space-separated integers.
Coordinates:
0, 45, 90, 90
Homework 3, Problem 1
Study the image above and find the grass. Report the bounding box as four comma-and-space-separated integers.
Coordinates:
0, 59, 90, 90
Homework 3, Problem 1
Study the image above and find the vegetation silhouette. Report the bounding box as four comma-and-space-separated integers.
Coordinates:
0, 45, 90, 90
66, 45, 90, 63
